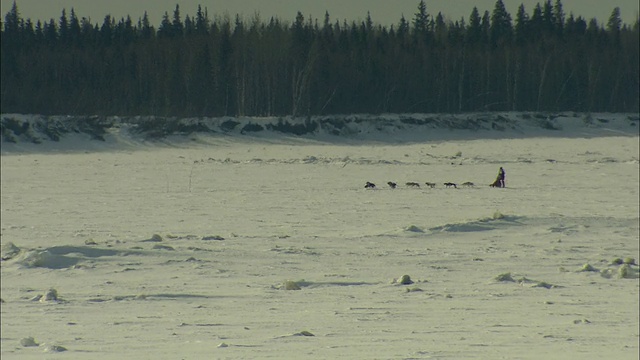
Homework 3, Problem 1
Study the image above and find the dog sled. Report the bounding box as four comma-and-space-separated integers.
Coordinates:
490, 167, 506, 188
490, 178, 504, 188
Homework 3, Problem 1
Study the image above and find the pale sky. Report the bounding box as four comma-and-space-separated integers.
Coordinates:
1, 0, 638, 27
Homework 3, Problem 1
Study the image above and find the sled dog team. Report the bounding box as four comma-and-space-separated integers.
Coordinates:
365, 167, 506, 189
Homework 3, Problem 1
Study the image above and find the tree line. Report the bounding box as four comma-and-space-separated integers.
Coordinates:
1, 0, 638, 117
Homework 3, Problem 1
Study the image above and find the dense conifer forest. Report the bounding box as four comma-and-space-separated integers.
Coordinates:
1, 0, 638, 116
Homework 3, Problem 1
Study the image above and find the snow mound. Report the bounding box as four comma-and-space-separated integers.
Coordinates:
430, 214, 523, 233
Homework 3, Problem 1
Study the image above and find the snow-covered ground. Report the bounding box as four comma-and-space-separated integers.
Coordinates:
1, 113, 639, 359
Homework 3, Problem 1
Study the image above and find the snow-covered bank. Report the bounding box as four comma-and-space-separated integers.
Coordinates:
1, 112, 638, 152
